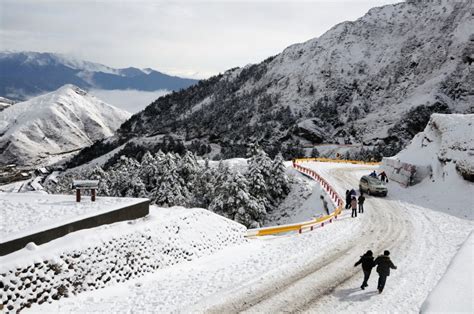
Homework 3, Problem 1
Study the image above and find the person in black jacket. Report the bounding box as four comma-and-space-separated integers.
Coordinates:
345, 190, 351, 209
358, 193, 366, 213
354, 250, 375, 289
374, 250, 397, 293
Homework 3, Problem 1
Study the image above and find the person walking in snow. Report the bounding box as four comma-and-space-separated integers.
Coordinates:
358, 193, 365, 213
320, 195, 330, 216
351, 196, 358, 218
354, 250, 375, 290
350, 188, 357, 197
379, 171, 388, 183
374, 250, 397, 293
369, 170, 377, 178
345, 190, 351, 209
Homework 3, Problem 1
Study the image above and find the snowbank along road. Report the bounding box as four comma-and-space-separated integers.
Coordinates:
195, 161, 472, 313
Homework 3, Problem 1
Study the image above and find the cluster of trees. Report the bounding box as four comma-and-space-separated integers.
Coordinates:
47, 150, 290, 228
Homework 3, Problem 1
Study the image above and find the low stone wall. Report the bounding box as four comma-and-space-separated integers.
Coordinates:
0, 200, 150, 256
0, 211, 245, 312
381, 157, 432, 187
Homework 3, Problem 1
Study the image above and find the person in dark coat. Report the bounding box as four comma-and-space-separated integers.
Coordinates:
358, 193, 366, 213
345, 190, 351, 209
320, 195, 330, 216
350, 188, 356, 196
374, 250, 397, 293
351, 196, 358, 218
354, 250, 375, 289
369, 170, 377, 178
379, 171, 388, 183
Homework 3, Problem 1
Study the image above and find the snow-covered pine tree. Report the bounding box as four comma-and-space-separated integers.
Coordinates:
268, 153, 290, 201
194, 158, 217, 208
139, 151, 157, 191
209, 170, 265, 228
152, 153, 189, 207
178, 151, 200, 197
247, 148, 273, 206
89, 165, 111, 196
109, 155, 141, 197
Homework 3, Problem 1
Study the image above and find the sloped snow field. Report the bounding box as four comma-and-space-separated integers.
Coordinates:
0, 207, 246, 312
27, 161, 473, 313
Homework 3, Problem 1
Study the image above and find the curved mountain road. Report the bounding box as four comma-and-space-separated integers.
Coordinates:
199, 163, 471, 313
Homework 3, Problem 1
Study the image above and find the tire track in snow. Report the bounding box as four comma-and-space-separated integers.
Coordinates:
199, 165, 413, 313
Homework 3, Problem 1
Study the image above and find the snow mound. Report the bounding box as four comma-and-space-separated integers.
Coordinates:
383, 113, 474, 220
0, 84, 131, 166
0, 206, 246, 312
396, 113, 474, 180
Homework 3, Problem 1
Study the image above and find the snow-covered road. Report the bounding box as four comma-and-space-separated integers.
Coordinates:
193, 163, 472, 313
35, 162, 473, 313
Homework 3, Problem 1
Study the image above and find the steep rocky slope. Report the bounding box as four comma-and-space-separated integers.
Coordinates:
72, 0, 473, 165
0, 85, 130, 166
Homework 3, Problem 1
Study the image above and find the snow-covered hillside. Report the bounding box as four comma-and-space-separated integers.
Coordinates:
0, 96, 14, 112
71, 0, 472, 165
0, 206, 246, 312
0, 85, 131, 166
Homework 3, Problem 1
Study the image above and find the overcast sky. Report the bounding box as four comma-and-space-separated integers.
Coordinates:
1, 0, 400, 79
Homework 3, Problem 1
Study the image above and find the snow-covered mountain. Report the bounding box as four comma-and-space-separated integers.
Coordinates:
0, 85, 131, 166
69, 0, 472, 166
0, 96, 14, 112
0, 52, 198, 100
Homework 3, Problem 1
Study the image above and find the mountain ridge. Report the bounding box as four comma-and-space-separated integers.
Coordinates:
67, 0, 474, 166
0, 52, 198, 100
0, 84, 131, 166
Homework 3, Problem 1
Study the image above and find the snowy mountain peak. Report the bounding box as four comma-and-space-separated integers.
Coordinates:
0, 84, 131, 166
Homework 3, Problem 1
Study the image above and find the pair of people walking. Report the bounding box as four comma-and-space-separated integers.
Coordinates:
350, 193, 365, 217
354, 250, 397, 293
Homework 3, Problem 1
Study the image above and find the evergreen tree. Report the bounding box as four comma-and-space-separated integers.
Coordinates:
89, 166, 111, 196
311, 147, 320, 158
139, 151, 157, 190
268, 153, 290, 201
246, 148, 272, 205
194, 158, 217, 208
153, 153, 189, 207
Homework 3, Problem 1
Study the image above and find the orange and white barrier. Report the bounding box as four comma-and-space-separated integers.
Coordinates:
293, 157, 381, 166
246, 159, 345, 237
